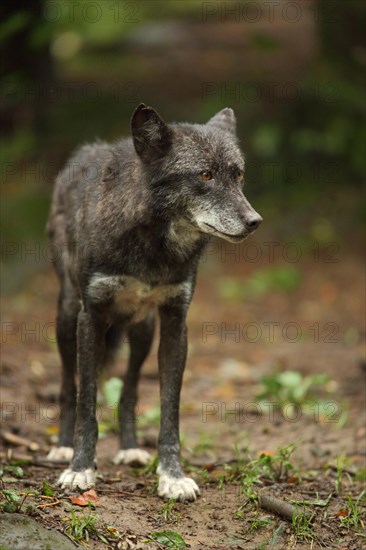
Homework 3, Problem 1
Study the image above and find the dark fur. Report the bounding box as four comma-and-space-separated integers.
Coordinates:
47, 104, 262, 500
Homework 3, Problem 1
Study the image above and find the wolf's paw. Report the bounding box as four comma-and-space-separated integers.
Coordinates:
47, 446, 74, 461
57, 468, 96, 492
157, 472, 200, 502
113, 448, 152, 466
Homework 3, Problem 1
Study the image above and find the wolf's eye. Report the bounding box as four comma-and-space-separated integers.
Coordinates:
236, 170, 244, 182
200, 171, 213, 182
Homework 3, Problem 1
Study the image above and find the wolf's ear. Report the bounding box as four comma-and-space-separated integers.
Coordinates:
131, 103, 172, 162
207, 108, 236, 136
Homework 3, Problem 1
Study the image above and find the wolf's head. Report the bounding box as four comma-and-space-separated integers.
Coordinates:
131, 103, 262, 243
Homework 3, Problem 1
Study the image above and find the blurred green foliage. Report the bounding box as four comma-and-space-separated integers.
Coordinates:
1, 0, 365, 249
218, 265, 300, 300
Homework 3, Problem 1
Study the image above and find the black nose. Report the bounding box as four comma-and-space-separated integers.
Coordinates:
245, 214, 263, 231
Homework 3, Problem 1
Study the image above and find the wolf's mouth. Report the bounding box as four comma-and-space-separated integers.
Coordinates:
200, 223, 248, 243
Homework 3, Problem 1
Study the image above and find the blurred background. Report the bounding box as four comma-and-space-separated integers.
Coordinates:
2, 0, 365, 285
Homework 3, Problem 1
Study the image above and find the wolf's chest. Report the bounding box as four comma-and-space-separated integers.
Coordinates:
87, 274, 187, 322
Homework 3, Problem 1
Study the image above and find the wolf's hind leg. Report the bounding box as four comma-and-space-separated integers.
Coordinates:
113, 313, 155, 466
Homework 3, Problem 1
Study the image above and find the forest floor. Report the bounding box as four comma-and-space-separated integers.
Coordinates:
1, 232, 365, 549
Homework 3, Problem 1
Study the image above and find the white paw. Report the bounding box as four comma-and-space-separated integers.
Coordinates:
113, 448, 152, 466
57, 468, 96, 491
47, 446, 74, 461
157, 471, 200, 502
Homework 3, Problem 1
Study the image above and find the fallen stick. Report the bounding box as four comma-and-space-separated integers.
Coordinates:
1, 431, 40, 451
0, 450, 33, 462
37, 501, 60, 508
259, 493, 314, 522
0, 451, 69, 468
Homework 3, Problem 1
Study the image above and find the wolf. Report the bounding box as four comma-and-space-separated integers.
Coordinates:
46, 103, 262, 501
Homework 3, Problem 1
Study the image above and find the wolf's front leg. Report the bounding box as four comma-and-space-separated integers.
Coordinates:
157, 304, 200, 502
58, 308, 105, 492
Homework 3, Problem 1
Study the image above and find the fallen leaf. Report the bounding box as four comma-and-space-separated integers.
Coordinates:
69, 489, 99, 506
82, 489, 99, 503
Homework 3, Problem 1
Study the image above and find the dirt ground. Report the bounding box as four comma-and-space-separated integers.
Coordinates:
1, 231, 365, 549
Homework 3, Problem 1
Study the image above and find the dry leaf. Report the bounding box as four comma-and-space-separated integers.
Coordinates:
69, 488, 99, 506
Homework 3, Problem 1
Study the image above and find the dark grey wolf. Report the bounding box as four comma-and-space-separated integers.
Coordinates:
47, 104, 262, 501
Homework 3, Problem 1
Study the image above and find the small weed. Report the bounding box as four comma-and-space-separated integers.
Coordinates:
236, 509, 272, 532
334, 455, 354, 493
340, 490, 366, 530
292, 510, 315, 542
42, 480, 54, 497
148, 529, 187, 548
221, 444, 297, 499
0, 489, 36, 514
191, 431, 214, 455
62, 505, 107, 545
161, 498, 182, 524
141, 454, 159, 477
263, 443, 296, 482
247, 515, 272, 532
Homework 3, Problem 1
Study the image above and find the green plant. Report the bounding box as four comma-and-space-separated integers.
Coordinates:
161, 498, 182, 524
334, 455, 354, 493
191, 430, 214, 455
148, 529, 187, 548
219, 444, 297, 499
42, 480, 54, 497
0, 464, 24, 479
188, 466, 210, 485
340, 490, 366, 531
138, 405, 161, 427
141, 454, 159, 477
292, 510, 315, 542
218, 266, 301, 301
235, 509, 272, 532
256, 370, 332, 417
0, 489, 36, 514
62, 505, 108, 545
247, 515, 272, 532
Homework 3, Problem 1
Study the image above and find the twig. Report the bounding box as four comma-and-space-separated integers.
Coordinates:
1, 431, 40, 451
1, 450, 32, 462
259, 493, 314, 522
37, 500, 61, 508
0, 451, 68, 468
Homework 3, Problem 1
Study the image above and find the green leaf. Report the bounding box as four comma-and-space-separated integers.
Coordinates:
149, 529, 187, 548
103, 377, 123, 407
42, 480, 54, 497
5, 465, 24, 478
3, 489, 21, 504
